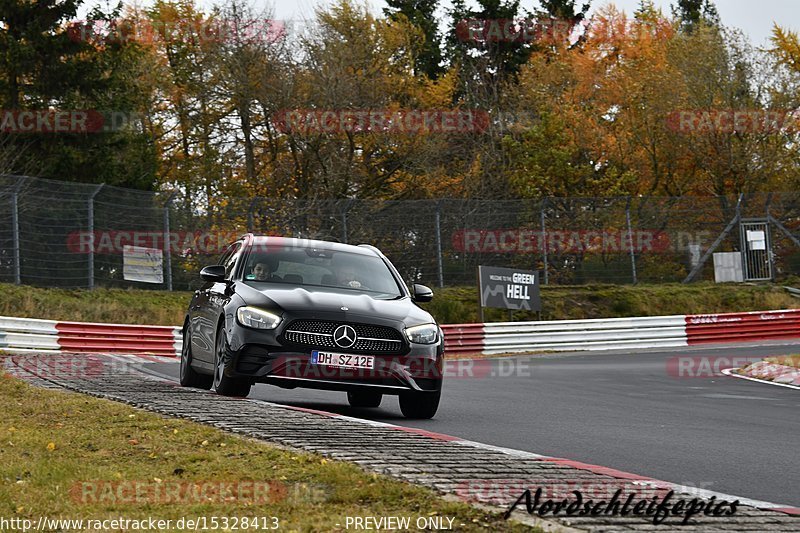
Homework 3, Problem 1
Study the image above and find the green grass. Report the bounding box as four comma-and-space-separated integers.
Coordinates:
424, 283, 800, 323
0, 283, 191, 326
0, 369, 535, 532
0, 281, 797, 326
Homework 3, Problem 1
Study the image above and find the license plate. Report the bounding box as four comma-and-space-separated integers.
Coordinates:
311, 351, 374, 370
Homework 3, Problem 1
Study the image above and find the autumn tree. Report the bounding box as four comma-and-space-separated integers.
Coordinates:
671, 0, 719, 33
772, 26, 800, 75
384, 0, 444, 79
0, 0, 157, 187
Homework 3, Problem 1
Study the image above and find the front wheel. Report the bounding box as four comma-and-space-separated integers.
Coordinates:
213, 325, 252, 397
179, 326, 212, 390
399, 390, 440, 419
347, 390, 382, 408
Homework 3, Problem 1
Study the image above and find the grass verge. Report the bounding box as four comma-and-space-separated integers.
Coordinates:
0, 369, 534, 532
427, 283, 800, 324
0, 281, 797, 326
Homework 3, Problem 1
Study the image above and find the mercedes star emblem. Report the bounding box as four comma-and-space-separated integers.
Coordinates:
333, 324, 357, 348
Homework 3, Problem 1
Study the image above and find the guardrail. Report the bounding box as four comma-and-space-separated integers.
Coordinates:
685, 309, 800, 345
1, 310, 798, 357
0, 316, 60, 353
56, 322, 181, 356
441, 324, 485, 355
442, 310, 800, 355
0, 316, 180, 356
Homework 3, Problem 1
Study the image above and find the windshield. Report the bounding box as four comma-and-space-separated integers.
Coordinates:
241, 246, 403, 299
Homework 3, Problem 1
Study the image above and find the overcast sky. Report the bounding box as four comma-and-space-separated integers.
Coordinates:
266, 0, 798, 47
79, 0, 798, 47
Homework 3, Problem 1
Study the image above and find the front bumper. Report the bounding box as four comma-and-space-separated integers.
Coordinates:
224, 322, 443, 394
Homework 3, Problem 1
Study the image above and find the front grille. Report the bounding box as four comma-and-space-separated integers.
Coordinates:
283, 320, 405, 355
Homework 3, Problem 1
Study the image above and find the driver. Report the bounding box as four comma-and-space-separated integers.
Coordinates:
336, 262, 362, 288
252, 257, 279, 281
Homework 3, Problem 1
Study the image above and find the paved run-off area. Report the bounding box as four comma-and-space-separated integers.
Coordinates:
5, 353, 799, 532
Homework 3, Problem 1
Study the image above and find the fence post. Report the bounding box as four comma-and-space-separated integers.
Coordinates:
435, 200, 444, 288
626, 197, 637, 285
765, 193, 775, 282
87, 184, 104, 289
340, 199, 354, 244
540, 199, 549, 285
11, 177, 24, 285
163, 192, 177, 291
247, 198, 258, 233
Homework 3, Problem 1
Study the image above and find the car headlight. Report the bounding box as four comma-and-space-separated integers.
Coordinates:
405, 323, 439, 344
236, 306, 282, 330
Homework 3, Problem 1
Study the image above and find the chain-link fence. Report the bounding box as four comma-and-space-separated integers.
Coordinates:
3, 174, 800, 291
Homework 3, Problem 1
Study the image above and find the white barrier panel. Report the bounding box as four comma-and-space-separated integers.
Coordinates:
484, 315, 686, 333
481, 315, 689, 354
0, 316, 58, 334
0, 317, 60, 353
0, 332, 61, 350
173, 329, 183, 355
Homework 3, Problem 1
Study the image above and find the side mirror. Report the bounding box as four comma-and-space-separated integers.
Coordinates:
411, 284, 433, 303
200, 265, 226, 282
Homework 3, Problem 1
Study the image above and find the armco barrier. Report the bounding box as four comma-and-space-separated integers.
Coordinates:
56, 322, 181, 356
0, 316, 180, 356
0, 316, 60, 353
685, 309, 800, 345
481, 315, 688, 355
441, 309, 800, 356
441, 324, 485, 355
1, 309, 798, 357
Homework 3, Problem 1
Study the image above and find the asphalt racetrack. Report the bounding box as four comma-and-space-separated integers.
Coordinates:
147, 342, 800, 507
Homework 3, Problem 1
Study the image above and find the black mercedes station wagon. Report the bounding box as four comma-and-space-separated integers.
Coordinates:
180, 235, 444, 418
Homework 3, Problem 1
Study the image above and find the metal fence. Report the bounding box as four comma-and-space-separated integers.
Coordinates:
3, 174, 800, 291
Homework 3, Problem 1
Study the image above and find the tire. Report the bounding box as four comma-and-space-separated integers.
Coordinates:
179, 326, 212, 390
399, 390, 441, 419
347, 390, 383, 408
212, 325, 252, 397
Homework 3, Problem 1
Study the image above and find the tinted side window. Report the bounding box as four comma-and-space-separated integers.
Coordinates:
219, 242, 242, 279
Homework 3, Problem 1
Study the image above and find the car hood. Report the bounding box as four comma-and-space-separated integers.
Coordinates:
235, 282, 435, 327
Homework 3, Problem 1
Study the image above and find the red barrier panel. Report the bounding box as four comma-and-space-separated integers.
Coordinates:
441, 324, 485, 355
56, 322, 178, 356
685, 310, 800, 345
